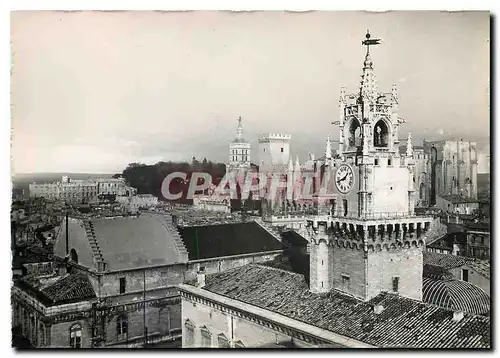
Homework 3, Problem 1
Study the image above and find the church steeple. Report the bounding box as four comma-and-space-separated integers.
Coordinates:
235, 116, 244, 140
325, 135, 332, 160
406, 132, 413, 157
359, 31, 381, 104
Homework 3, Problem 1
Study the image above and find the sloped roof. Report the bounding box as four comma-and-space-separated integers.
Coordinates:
423, 252, 490, 279
422, 277, 490, 315
17, 273, 96, 306
54, 213, 188, 271
466, 260, 490, 279
423, 264, 455, 281
199, 264, 490, 348
423, 252, 470, 269
427, 232, 467, 251
178, 222, 283, 260
92, 214, 186, 270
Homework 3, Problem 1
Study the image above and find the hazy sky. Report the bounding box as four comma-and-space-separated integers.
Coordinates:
11, 11, 490, 174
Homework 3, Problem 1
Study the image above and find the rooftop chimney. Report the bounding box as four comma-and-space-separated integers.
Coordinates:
374, 304, 385, 315
196, 267, 206, 288
453, 310, 464, 322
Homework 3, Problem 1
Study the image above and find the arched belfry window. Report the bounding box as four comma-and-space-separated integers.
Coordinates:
347, 119, 361, 147
373, 120, 389, 147
70, 248, 78, 263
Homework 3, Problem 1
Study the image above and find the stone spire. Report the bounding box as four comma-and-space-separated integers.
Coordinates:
235, 116, 244, 140
359, 52, 379, 103
339, 86, 346, 105
325, 135, 332, 160
288, 157, 294, 173
406, 132, 413, 157
294, 155, 301, 172
391, 83, 399, 106
359, 31, 381, 104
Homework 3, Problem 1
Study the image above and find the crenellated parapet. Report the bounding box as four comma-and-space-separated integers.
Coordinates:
305, 215, 434, 252
258, 133, 292, 142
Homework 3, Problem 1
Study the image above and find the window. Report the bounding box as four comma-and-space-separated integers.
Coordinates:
281, 147, 284, 153
39, 324, 45, 347
218, 333, 230, 348
343, 199, 348, 217
341, 275, 350, 292
388, 158, 392, 166
375, 158, 379, 166
116, 314, 128, 341
69, 324, 82, 348
462, 269, 469, 282
185, 320, 195, 347
200, 326, 212, 347
234, 340, 245, 348
119, 278, 126, 294
392, 277, 399, 292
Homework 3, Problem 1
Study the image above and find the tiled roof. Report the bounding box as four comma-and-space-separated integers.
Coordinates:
200, 264, 490, 348
427, 232, 467, 250
17, 273, 96, 306
41, 273, 96, 304
423, 252, 470, 269
281, 230, 309, 247
53, 213, 188, 271
465, 222, 490, 232
422, 277, 490, 315
423, 252, 490, 279
91, 213, 186, 269
178, 222, 283, 260
423, 264, 455, 281
467, 260, 490, 279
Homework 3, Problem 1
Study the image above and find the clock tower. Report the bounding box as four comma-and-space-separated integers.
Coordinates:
308, 31, 436, 302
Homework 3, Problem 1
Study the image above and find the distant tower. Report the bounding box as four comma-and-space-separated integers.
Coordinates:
308, 30, 435, 301
227, 117, 252, 174
258, 133, 292, 173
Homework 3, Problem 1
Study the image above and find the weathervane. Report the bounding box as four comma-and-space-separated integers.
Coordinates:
362, 30, 381, 53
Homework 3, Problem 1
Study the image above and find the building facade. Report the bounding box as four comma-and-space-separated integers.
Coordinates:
29, 176, 137, 204
424, 140, 478, 205
179, 31, 491, 349
258, 133, 291, 173
12, 215, 284, 348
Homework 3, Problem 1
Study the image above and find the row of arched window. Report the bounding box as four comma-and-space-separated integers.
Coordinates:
184, 320, 244, 348
347, 119, 390, 148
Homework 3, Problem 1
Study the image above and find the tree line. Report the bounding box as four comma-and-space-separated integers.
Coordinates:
120, 158, 229, 204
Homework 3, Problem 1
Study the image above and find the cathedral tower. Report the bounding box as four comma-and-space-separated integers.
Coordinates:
227, 117, 252, 174
308, 31, 435, 301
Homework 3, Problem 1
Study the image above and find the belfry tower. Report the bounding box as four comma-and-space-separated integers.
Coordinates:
308, 31, 435, 302
227, 116, 252, 175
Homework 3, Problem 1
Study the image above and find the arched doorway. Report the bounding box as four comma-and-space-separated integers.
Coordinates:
70, 249, 78, 264
373, 120, 389, 147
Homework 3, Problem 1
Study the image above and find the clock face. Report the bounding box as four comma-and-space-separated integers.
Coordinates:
335, 164, 355, 194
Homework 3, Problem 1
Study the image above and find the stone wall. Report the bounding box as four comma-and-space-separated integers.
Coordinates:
182, 296, 291, 348
366, 247, 423, 301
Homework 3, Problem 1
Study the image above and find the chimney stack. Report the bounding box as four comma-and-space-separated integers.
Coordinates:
453, 310, 464, 322
196, 267, 206, 288
374, 304, 385, 315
